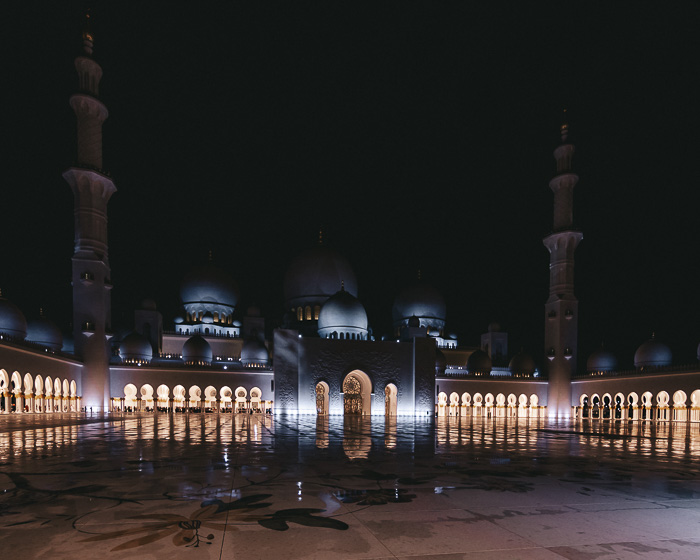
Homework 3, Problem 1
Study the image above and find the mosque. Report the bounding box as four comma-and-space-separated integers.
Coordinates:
2, 23, 700, 423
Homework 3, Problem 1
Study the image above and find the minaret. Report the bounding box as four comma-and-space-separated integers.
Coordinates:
63, 13, 116, 411
543, 115, 582, 417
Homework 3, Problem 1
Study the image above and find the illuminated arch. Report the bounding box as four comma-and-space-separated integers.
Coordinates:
189, 385, 202, 404
220, 386, 233, 411
11, 371, 22, 394
250, 387, 262, 412
173, 385, 186, 408
315, 381, 330, 415
384, 383, 397, 417
124, 384, 138, 410
342, 370, 372, 415
24, 373, 33, 394
204, 386, 217, 410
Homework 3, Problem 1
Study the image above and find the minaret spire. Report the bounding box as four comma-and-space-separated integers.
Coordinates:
543, 115, 583, 418
82, 9, 94, 55
63, 13, 116, 411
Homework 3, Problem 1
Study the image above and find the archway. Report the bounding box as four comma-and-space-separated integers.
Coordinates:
250, 387, 262, 413
0, 370, 9, 413
343, 370, 371, 415
156, 384, 170, 411
437, 391, 448, 417
315, 381, 329, 416
34, 375, 44, 413
673, 390, 687, 422
189, 385, 202, 411
204, 386, 217, 411
124, 384, 138, 411
220, 386, 233, 412
45, 376, 53, 412
384, 383, 397, 417
234, 386, 247, 413
173, 385, 186, 411
140, 384, 154, 411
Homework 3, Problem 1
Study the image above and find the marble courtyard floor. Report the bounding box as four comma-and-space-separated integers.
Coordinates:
2, 413, 700, 559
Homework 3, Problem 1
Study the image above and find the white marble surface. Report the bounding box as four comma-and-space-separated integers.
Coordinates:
2, 413, 700, 559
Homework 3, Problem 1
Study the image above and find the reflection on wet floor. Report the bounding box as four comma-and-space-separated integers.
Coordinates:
4, 413, 700, 557
3, 413, 700, 467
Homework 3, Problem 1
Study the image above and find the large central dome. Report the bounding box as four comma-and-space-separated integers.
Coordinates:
284, 246, 358, 310
392, 281, 446, 330
180, 264, 239, 312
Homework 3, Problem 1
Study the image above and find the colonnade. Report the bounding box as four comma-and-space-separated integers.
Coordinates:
436, 391, 546, 419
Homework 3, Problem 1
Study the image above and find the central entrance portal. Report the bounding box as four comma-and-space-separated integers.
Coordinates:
343, 376, 362, 414
342, 370, 371, 415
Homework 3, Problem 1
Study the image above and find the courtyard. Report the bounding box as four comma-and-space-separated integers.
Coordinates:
2, 413, 700, 559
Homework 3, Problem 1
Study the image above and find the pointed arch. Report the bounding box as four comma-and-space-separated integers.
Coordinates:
384, 383, 397, 417
315, 381, 330, 416
343, 370, 372, 415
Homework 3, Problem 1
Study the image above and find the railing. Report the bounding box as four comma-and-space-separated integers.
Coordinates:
163, 330, 241, 339
572, 363, 700, 380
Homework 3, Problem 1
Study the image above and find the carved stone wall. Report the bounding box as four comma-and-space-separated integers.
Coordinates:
272, 329, 300, 411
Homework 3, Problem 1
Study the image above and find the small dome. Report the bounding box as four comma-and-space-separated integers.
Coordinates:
586, 346, 617, 372
26, 315, 63, 351
141, 298, 157, 311
392, 281, 446, 328
202, 312, 214, 324
467, 349, 492, 375
634, 336, 672, 368
174, 316, 184, 324
182, 334, 213, 365
180, 264, 239, 310
232, 319, 242, 327
119, 332, 153, 364
318, 288, 368, 338
284, 246, 358, 310
509, 351, 536, 376
408, 315, 420, 328
427, 327, 440, 337
435, 349, 447, 373
240, 338, 270, 367
0, 294, 27, 340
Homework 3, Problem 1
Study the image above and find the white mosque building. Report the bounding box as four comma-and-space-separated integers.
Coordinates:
2, 23, 700, 422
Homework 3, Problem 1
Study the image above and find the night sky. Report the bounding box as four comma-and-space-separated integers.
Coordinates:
3, 3, 698, 369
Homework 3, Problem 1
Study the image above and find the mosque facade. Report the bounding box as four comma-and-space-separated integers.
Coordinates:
2, 25, 700, 422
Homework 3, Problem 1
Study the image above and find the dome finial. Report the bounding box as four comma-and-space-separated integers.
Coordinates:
318, 227, 324, 245
560, 108, 569, 143
341, 280, 345, 292
417, 269, 422, 281
39, 307, 44, 317
82, 8, 94, 56
208, 249, 213, 262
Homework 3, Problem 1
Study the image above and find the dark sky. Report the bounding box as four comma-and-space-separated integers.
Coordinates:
2, 2, 698, 369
